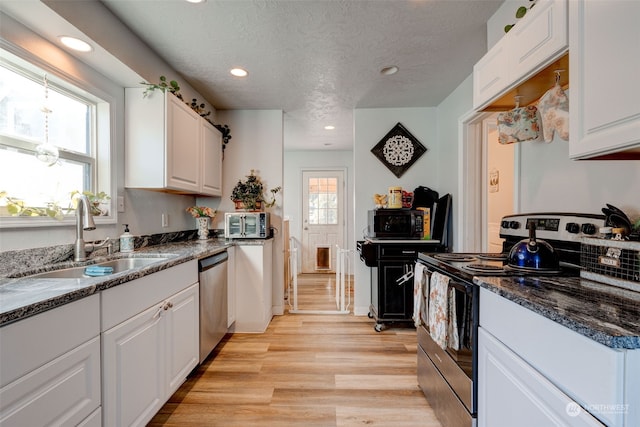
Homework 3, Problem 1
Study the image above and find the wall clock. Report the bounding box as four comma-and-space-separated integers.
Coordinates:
371, 122, 427, 178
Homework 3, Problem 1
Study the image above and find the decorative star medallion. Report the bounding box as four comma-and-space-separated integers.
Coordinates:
371, 122, 426, 178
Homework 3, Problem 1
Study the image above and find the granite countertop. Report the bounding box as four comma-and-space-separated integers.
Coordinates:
0, 238, 240, 327
475, 275, 640, 350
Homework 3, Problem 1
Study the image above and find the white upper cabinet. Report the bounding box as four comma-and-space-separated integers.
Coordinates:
568, 0, 640, 160
473, 0, 568, 111
125, 88, 222, 196
200, 120, 223, 196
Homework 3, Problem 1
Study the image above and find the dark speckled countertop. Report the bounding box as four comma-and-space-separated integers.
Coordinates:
0, 237, 272, 327
475, 275, 640, 349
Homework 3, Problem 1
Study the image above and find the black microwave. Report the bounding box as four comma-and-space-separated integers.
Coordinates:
368, 209, 424, 239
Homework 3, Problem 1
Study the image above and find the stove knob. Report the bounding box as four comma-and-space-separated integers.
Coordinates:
509, 221, 520, 230
581, 223, 597, 235
501, 220, 510, 229
565, 222, 580, 234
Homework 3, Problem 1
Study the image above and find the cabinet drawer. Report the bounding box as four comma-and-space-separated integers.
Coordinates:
0, 294, 99, 387
379, 245, 420, 259
101, 260, 197, 331
0, 337, 101, 427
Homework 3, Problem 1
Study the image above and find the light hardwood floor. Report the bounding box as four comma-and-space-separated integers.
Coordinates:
290, 273, 353, 312
148, 275, 442, 427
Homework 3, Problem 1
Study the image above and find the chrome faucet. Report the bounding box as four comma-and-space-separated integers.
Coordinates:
73, 194, 97, 262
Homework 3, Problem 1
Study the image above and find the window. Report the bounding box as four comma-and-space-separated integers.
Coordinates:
307, 177, 338, 225
0, 51, 112, 225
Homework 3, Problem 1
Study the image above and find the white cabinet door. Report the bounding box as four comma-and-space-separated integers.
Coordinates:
103, 302, 165, 427
507, 0, 567, 83
478, 327, 604, 427
569, 0, 640, 159
234, 240, 273, 333
473, 35, 509, 110
0, 337, 101, 427
473, 0, 568, 110
200, 121, 223, 196
166, 94, 201, 192
165, 283, 199, 396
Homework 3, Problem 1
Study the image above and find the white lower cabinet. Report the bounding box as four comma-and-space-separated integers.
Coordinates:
478, 327, 603, 427
101, 261, 199, 427
102, 299, 165, 427
0, 295, 101, 427
233, 240, 273, 333
479, 288, 639, 427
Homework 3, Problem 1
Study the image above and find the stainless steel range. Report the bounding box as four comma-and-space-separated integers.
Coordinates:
414, 212, 605, 427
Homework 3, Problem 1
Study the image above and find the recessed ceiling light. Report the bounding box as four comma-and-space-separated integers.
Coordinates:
185, 0, 206, 3
324, 125, 335, 130
380, 66, 399, 76
230, 68, 248, 77
59, 36, 93, 52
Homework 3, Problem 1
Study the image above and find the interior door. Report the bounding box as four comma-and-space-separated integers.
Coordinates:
483, 115, 516, 253
301, 170, 344, 274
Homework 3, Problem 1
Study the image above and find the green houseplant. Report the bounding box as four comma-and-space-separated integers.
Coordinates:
230, 170, 281, 211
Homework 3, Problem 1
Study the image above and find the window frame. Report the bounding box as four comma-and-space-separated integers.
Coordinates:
0, 43, 115, 229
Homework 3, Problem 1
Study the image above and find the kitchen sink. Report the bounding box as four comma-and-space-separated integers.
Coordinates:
26, 257, 170, 279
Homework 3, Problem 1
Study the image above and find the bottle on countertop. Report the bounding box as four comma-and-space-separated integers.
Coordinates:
120, 224, 134, 253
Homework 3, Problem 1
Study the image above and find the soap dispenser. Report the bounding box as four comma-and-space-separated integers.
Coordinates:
120, 224, 134, 253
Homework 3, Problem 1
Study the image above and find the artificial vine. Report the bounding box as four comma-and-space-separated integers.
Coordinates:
504, 0, 537, 33
140, 76, 232, 153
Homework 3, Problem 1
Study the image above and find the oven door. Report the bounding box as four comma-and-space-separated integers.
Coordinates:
416, 262, 478, 416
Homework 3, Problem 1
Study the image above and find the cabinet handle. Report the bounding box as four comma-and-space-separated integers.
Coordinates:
163, 301, 174, 310
153, 305, 164, 318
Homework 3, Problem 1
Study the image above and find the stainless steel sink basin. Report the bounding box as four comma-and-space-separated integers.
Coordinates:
28, 257, 169, 279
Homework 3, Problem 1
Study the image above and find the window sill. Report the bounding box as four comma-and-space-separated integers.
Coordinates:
0, 215, 116, 229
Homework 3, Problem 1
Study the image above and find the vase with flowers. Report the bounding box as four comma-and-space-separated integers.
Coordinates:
186, 206, 217, 240
231, 170, 281, 211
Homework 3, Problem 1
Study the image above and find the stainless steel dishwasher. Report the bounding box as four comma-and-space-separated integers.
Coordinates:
198, 251, 228, 363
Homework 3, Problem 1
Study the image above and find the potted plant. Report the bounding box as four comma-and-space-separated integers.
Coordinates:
230, 170, 281, 211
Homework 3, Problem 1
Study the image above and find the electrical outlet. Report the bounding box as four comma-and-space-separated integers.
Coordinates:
117, 196, 125, 213
161, 213, 169, 228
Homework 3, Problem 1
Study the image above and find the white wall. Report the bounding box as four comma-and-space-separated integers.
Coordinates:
519, 131, 640, 219
435, 75, 476, 251
283, 150, 354, 257
0, 7, 205, 251
353, 107, 438, 315
199, 109, 285, 315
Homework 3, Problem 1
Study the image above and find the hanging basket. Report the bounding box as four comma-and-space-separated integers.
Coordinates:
233, 200, 263, 212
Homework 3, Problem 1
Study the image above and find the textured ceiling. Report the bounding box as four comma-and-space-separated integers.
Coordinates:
100, 0, 502, 150
3, 0, 503, 150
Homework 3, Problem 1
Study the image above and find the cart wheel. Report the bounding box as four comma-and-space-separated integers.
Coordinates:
374, 324, 384, 332
367, 312, 373, 319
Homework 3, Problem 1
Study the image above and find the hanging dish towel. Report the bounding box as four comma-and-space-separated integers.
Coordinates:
413, 262, 426, 327
497, 105, 540, 144
538, 83, 569, 142
448, 288, 460, 351
428, 271, 450, 349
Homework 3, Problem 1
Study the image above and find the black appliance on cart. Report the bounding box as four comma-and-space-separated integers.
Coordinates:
414, 212, 605, 427
358, 194, 451, 332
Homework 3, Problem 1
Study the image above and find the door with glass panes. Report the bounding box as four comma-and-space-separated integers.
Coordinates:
301, 170, 344, 273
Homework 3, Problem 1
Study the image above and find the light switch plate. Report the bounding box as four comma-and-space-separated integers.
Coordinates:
117, 196, 125, 212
